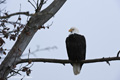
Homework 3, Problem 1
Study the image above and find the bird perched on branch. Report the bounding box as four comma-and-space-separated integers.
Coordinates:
65, 27, 86, 75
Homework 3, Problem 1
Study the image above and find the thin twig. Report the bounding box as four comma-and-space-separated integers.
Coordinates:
22, 46, 57, 57
7, 69, 22, 78
37, 0, 39, 8
117, 50, 120, 57
38, 0, 44, 11
0, 12, 32, 19
28, 0, 36, 9
0, 20, 25, 26
33, 0, 37, 5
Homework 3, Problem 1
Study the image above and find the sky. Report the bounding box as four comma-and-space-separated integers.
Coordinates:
1, 0, 120, 80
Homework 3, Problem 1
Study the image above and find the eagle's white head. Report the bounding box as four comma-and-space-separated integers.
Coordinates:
69, 27, 79, 34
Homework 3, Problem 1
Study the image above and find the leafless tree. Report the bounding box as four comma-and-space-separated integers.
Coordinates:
0, 0, 120, 80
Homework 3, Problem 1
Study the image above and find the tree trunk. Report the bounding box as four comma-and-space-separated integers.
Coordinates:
0, 0, 66, 79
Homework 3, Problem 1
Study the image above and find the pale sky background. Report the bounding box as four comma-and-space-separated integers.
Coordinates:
1, 0, 120, 80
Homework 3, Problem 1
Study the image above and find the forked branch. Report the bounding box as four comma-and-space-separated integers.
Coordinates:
0, 12, 32, 19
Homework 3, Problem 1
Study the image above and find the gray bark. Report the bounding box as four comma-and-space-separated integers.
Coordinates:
0, 0, 66, 79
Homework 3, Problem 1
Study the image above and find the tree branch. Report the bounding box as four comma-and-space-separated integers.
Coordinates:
17, 56, 120, 65
0, 0, 6, 4
0, 20, 25, 26
28, 0, 36, 10
0, 12, 32, 19
36, 0, 44, 12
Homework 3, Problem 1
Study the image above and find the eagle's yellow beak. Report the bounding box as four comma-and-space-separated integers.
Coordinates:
69, 28, 73, 32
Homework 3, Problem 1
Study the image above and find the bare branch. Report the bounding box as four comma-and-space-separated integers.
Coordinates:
0, 12, 32, 19
22, 46, 57, 57
33, 0, 37, 5
17, 56, 120, 65
117, 50, 120, 57
0, 0, 6, 4
36, 0, 44, 12
0, 20, 25, 26
37, 0, 39, 8
28, 0, 36, 10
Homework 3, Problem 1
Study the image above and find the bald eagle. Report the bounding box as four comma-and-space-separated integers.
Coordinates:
66, 27, 86, 75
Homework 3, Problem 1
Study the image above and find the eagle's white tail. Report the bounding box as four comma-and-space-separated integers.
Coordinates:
73, 63, 81, 75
